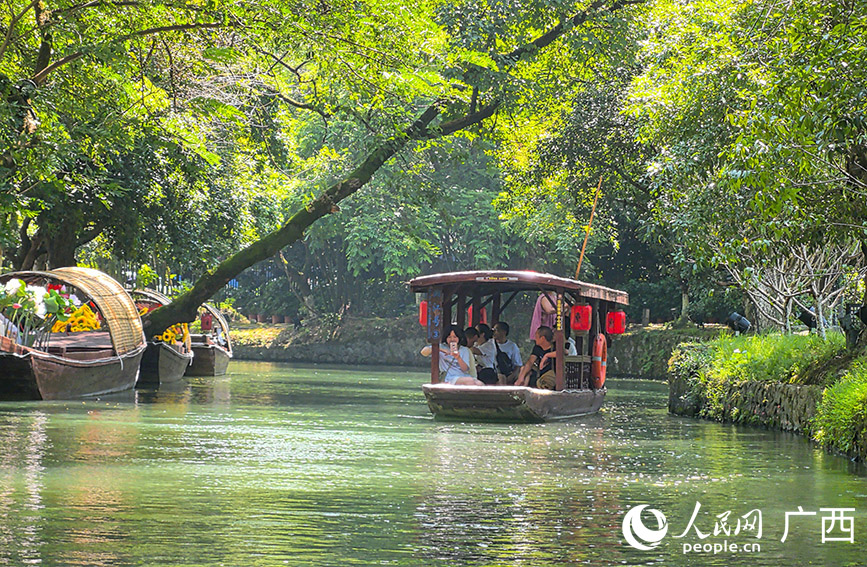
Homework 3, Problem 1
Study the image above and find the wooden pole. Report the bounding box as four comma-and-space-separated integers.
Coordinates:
555, 290, 565, 391
428, 289, 443, 384
575, 176, 603, 280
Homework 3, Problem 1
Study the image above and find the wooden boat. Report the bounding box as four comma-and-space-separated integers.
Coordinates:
409, 270, 628, 422
422, 384, 606, 421
132, 289, 194, 387
0, 267, 146, 400
184, 303, 232, 376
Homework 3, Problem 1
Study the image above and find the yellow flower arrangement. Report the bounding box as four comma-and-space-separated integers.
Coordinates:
51, 304, 101, 333
153, 323, 189, 344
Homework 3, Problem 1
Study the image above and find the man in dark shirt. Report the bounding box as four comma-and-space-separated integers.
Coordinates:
515, 325, 555, 388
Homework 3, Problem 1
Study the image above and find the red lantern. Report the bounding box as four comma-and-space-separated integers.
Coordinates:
467, 305, 487, 325
201, 311, 213, 331
418, 300, 428, 326
571, 305, 592, 331
606, 311, 626, 334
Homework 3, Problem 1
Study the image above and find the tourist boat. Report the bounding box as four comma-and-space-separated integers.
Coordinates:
132, 288, 194, 386
409, 270, 628, 421
184, 303, 232, 376
0, 267, 146, 400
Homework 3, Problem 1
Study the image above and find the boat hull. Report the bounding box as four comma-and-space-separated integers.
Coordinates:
0, 341, 145, 401
137, 341, 194, 387
422, 384, 606, 422
185, 343, 231, 376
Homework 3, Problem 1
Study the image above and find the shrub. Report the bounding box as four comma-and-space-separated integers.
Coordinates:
812, 361, 867, 456
669, 332, 849, 420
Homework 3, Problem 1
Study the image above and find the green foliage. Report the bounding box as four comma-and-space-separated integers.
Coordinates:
626, 0, 867, 270
621, 277, 682, 321
813, 361, 867, 456
684, 284, 745, 324
710, 333, 846, 385
671, 332, 849, 420
136, 265, 159, 288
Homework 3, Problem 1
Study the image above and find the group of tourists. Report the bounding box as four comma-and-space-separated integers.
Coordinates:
421, 294, 577, 389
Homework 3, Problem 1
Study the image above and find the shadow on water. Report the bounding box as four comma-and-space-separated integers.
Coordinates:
0, 362, 865, 566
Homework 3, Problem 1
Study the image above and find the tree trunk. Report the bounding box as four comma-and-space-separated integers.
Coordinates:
144, 102, 457, 333
680, 280, 689, 319
46, 229, 78, 269
141, 0, 638, 334
278, 251, 317, 316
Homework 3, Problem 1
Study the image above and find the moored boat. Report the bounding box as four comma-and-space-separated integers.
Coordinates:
409, 270, 628, 421
132, 289, 194, 387
184, 303, 232, 376
0, 267, 146, 400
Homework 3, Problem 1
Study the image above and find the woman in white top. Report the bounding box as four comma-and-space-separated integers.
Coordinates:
421, 326, 484, 386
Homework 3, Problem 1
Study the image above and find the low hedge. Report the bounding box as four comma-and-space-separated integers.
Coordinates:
812, 361, 867, 458
669, 332, 867, 460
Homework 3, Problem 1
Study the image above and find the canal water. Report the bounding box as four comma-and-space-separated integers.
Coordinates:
0, 361, 864, 566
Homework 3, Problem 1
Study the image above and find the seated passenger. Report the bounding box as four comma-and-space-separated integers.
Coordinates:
464, 326, 480, 349
492, 321, 522, 385
515, 325, 555, 389
473, 323, 498, 385
421, 326, 484, 386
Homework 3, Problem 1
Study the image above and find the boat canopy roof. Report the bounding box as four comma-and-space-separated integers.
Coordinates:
1, 267, 145, 355
410, 270, 628, 306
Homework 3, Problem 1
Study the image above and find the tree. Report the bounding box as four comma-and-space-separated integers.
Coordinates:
624, 0, 867, 331
144, 0, 648, 333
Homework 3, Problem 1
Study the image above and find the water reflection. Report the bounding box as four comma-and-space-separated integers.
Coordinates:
0, 363, 863, 567
0, 411, 47, 566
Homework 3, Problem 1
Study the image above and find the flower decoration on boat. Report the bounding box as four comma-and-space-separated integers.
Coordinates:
137, 302, 155, 316
153, 323, 189, 345
51, 304, 102, 333
0, 278, 75, 347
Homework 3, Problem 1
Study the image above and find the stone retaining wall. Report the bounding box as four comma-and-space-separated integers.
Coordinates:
233, 326, 719, 378
669, 374, 823, 434
234, 339, 427, 367
608, 328, 721, 379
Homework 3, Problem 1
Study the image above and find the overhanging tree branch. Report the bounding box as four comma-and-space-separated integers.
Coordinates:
30, 21, 226, 84
143, 0, 646, 332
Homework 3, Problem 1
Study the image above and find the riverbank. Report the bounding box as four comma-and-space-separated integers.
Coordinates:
231, 316, 722, 377
668, 332, 867, 461
231, 316, 429, 366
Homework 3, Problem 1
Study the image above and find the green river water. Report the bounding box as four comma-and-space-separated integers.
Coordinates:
0, 361, 864, 566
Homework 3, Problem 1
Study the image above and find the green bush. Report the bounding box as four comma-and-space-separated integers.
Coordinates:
669, 331, 867, 459
812, 361, 867, 456
708, 333, 846, 385
669, 332, 848, 420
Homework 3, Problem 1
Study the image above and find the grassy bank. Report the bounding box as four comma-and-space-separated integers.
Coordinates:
669, 332, 867, 460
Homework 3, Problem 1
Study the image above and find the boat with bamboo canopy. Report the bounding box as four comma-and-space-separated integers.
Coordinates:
184, 303, 232, 376
132, 288, 194, 386
410, 270, 628, 421
0, 267, 146, 400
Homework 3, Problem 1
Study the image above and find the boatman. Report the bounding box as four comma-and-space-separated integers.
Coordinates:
514, 326, 555, 389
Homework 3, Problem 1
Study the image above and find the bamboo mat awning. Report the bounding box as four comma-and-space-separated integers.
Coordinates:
0, 267, 145, 355
132, 288, 172, 307
202, 303, 233, 354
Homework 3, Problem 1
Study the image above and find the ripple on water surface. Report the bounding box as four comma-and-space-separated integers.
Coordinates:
0, 362, 864, 566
